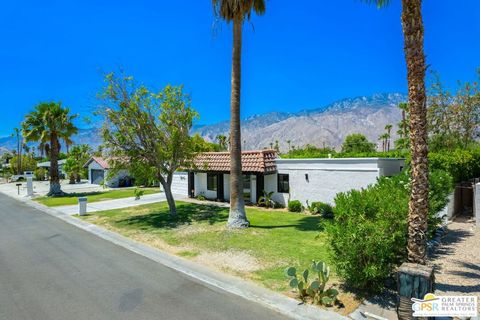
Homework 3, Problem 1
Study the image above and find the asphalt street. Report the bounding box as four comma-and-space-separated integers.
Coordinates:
0, 193, 287, 320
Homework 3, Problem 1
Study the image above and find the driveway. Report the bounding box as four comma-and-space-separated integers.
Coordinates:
0, 180, 103, 198
55, 192, 187, 215
0, 193, 287, 320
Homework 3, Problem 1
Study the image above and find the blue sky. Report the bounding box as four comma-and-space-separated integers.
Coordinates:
0, 0, 479, 136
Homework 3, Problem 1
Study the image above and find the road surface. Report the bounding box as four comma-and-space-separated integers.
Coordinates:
0, 193, 287, 320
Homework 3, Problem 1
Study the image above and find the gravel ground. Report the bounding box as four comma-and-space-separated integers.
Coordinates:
428, 216, 480, 296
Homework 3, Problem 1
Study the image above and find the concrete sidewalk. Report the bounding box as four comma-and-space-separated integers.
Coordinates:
56, 192, 187, 215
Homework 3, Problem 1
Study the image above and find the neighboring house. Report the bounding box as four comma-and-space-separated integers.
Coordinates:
37, 159, 67, 178
83, 156, 132, 187
182, 150, 405, 206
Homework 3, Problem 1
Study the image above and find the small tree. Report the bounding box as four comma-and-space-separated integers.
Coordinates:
64, 144, 91, 183
10, 155, 37, 175
341, 133, 376, 153
99, 72, 200, 217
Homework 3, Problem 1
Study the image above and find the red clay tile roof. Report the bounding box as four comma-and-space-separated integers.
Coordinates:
192, 150, 277, 173
83, 156, 110, 169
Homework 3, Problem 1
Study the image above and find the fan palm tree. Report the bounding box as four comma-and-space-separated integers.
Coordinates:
22, 102, 78, 196
11, 128, 22, 175
216, 134, 228, 151
385, 124, 393, 151
365, 0, 429, 264
378, 133, 388, 152
212, 0, 266, 228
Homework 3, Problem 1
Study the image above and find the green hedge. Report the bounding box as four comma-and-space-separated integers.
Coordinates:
429, 148, 480, 183
326, 169, 453, 292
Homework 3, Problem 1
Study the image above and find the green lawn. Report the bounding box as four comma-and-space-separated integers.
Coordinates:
79, 201, 332, 291
35, 188, 161, 207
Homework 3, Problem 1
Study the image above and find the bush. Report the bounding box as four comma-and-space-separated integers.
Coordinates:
258, 191, 276, 208
288, 200, 303, 212
308, 201, 334, 218
429, 148, 480, 183
326, 170, 453, 292
34, 168, 46, 181
133, 188, 145, 200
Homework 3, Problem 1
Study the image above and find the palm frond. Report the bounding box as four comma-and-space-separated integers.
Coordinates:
361, 0, 390, 8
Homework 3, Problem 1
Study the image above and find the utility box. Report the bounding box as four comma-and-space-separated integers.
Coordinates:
78, 197, 87, 216
26, 177, 34, 197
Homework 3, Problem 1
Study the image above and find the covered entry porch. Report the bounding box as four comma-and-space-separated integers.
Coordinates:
187, 150, 277, 204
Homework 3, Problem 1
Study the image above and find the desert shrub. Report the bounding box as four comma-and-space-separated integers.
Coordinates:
258, 191, 276, 208
308, 201, 334, 218
285, 261, 338, 306
326, 169, 453, 292
133, 188, 145, 200
288, 200, 303, 212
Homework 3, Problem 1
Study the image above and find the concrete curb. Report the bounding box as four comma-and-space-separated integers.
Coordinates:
1, 190, 348, 320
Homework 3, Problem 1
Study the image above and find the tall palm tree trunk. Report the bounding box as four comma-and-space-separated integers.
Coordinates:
48, 133, 63, 196
402, 0, 428, 265
227, 16, 249, 228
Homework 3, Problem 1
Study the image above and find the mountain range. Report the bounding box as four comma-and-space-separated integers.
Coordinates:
0, 93, 406, 155
194, 93, 406, 151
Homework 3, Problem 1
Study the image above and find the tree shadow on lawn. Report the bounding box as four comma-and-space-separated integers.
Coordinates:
250, 215, 328, 232
49, 191, 107, 198
115, 203, 228, 229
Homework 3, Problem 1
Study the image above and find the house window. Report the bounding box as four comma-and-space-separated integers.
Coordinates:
207, 173, 217, 191
277, 174, 289, 193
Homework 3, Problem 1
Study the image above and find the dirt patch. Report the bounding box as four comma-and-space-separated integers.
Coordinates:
175, 224, 222, 237
195, 250, 265, 273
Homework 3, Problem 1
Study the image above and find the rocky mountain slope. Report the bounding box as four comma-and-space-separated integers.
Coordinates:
194, 93, 406, 151
0, 93, 406, 155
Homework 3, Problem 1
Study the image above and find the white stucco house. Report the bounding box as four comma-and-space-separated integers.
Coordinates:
83, 157, 132, 188
179, 150, 405, 206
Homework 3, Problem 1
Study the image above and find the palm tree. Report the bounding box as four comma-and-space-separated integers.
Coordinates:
378, 133, 388, 152
216, 134, 228, 151
365, 0, 429, 264
22, 102, 78, 196
11, 128, 22, 175
212, 0, 266, 229
385, 124, 393, 151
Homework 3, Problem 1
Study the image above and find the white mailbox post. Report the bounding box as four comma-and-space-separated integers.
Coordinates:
26, 177, 34, 197
78, 197, 87, 216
